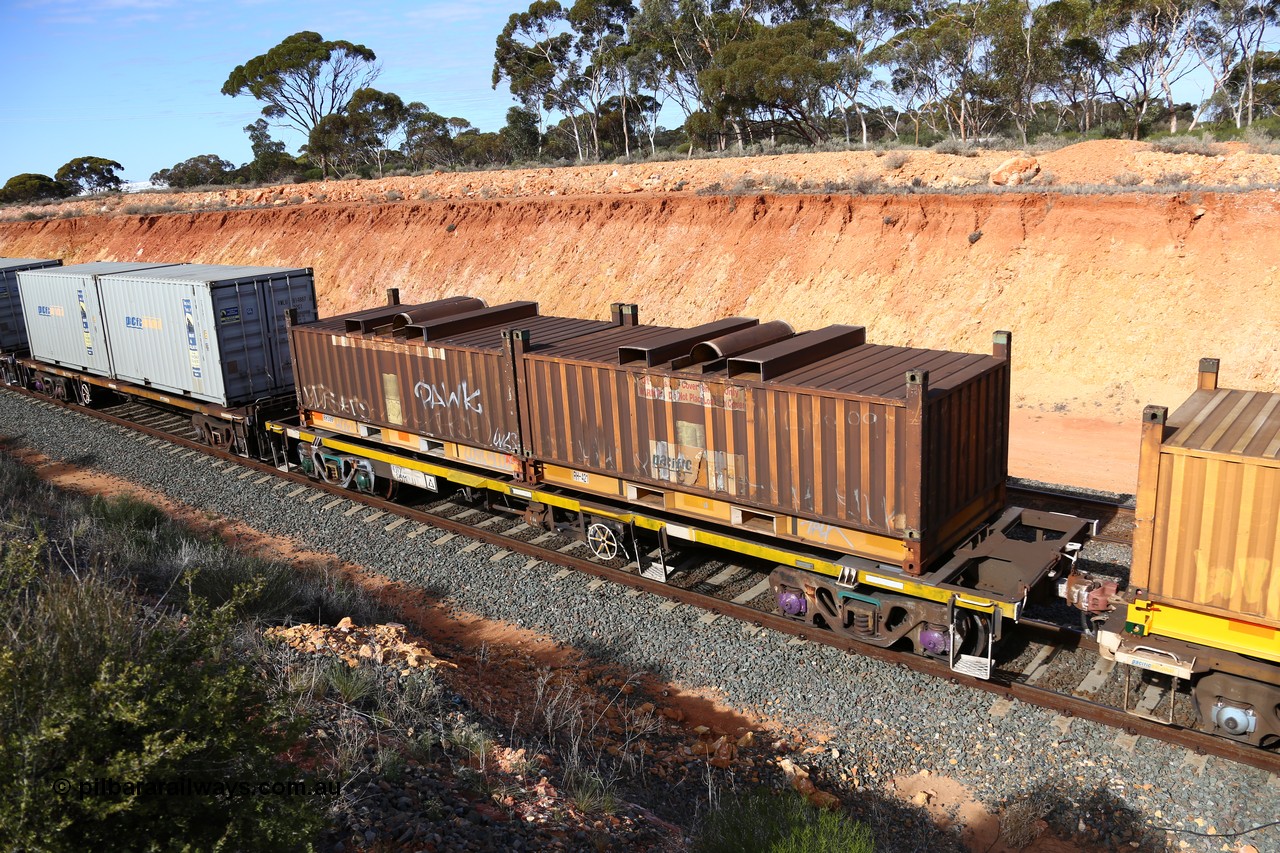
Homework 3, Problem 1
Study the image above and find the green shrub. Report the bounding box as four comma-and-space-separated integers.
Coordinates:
0, 568, 325, 850
694, 789, 873, 853
1149, 136, 1221, 156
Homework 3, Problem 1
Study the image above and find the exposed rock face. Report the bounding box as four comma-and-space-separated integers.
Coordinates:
990, 156, 1040, 185
3, 189, 1275, 427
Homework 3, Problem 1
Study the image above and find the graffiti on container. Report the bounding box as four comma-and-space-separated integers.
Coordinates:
575, 438, 615, 468
637, 375, 745, 411
414, 380, 483, 414
491, 430, 520, 454
847, 410, 878, 426
300, 384, 369, 419
836, 488, 891, 527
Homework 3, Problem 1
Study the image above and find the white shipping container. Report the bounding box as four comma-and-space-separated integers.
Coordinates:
18, 262, 184, 376
95, 264, 317, 407
0, 258, 62, 353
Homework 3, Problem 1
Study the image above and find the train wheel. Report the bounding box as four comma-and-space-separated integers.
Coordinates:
587, 522, 622, 561
1193, 671, 1280, 747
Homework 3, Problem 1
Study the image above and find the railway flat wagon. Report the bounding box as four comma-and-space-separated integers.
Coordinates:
92, 264, 317, 407
288, 294, 612, 476
1131, 359, 1280, 629
17, 261, 183, 377
521, 316, 1011, 575
0, 258, 62, 356
1103, 358, 1280, 745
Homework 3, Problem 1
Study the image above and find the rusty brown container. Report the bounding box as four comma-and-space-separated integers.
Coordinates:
1131, 360, 1280, 628
289, 297, 610, 461
520, 316, 1010, 573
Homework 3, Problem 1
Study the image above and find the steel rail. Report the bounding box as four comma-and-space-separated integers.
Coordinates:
4, 386, 1276, 775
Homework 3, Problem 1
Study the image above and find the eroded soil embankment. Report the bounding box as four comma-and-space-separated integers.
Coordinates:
3, 189, 1276, 492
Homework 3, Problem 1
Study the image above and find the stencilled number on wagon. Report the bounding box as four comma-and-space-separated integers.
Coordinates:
846, 410, 878, 426
572, 470, 589, 484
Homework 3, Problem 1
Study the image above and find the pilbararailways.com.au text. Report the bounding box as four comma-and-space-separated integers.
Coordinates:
51, 777, 337, 799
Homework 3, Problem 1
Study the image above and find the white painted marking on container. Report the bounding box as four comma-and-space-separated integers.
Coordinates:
459, 541, 482, 554
1180, 752, 1209, 776
706, 565, 742, 586
489, 550, 511, 563
553, 569, 574, 581
286, 486, 307, 498
321, 499, 345, 511
988, 698, 1014, 719
732, 579, 771, 604
1073, 658, 1116, 697
342, 505, 364, 517
586, 578, 605, 591
385, 518, 407, 532
432, 533, 456, 545
698, 611, 721, 625
304, 492, 325, 504
1022, 645, 1056, 685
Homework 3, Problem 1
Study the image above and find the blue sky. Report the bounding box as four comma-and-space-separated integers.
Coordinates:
0, 0, 525, 183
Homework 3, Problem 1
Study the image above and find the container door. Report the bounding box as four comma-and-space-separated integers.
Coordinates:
212, 281, 269, 405
21, 273, 114, 377
259, 271, 317, 393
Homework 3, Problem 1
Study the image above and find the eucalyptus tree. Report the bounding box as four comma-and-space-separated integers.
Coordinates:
54, 157, 125, 194
494, 1, 587, 158
1094, 0, 1201, 136
699, 19, 849, 143
344, 88, 409, 176
1190, 0, 1280, 126
222, 32, 380, 139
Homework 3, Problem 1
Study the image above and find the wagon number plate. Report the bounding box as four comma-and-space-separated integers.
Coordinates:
391, 465, 437, 492
572, 470, 589, 484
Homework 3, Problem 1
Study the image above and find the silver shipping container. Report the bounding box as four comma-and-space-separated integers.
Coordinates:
0, 258, 62, 353
18, 262, 185, 376
95, 264, 317, 407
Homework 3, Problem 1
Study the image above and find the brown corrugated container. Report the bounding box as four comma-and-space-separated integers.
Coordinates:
1131, 359, 1280, 628
520, 317, 1010, 573
289, 297, 611, 458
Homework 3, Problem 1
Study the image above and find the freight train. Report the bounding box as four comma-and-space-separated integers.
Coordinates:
1, 257, 1276, 748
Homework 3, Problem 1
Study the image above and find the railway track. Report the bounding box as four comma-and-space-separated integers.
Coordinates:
1008, 483, 1136, 547
7, 387, 1278, 776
